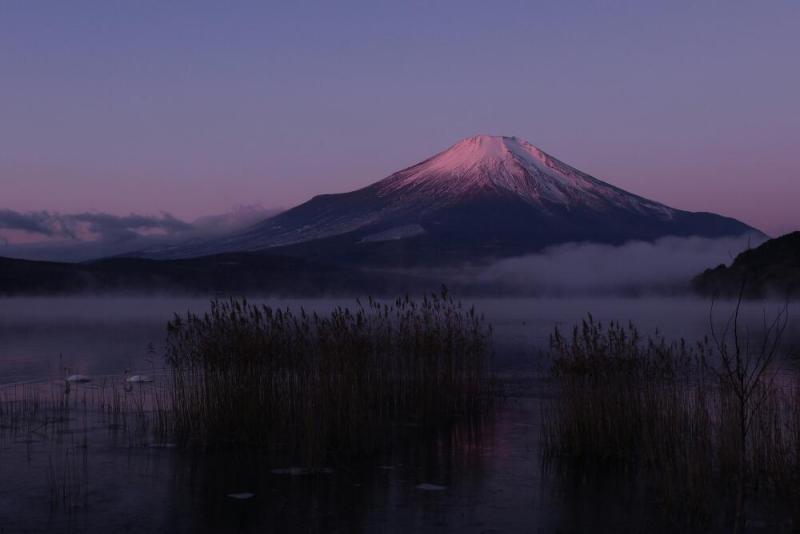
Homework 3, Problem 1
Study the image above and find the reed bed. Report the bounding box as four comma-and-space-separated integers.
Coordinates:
0, 379, 167, 512
0, 378, 168, 448
542, 315, 800, 529
161, 290, 494, 463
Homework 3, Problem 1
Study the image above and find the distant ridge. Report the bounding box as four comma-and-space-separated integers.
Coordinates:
0, 253, 423, 296
693, 231, 800, 297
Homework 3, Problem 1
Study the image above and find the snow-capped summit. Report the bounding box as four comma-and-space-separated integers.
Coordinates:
377, 135, 672, 217
147, 135, 759, 265
392, 134, 546, 178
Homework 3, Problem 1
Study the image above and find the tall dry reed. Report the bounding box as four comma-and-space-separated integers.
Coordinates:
543, 314, 799, 529
162, 290, 494, 463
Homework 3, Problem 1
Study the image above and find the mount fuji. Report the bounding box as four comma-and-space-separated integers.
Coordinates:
149, 135, 759, 265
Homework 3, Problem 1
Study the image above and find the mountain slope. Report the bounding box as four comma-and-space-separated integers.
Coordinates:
150, 135, 760, 265
693, 232, 800, 297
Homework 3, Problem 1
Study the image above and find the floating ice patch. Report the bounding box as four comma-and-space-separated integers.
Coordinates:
147, 442, 177, 449
126, 374, 153, 383
270, 467, 333, 476
65, 374, 91, 383
227, 492, 255, 500
415, 483, 446, 491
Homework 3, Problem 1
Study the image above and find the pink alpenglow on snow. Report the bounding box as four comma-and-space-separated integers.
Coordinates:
379, 135, 674, 217
147, 134, 758, 264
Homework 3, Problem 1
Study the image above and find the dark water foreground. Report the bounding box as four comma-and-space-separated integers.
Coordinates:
1, 386, 531, 533
1, 297, 798, 533
0, 379, 699, 534
5, 381, 797, 534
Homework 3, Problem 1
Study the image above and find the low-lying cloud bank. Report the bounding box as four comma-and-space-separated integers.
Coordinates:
0, 209, 192, 241
0, 206, 281, 262
465, 234, 766, 296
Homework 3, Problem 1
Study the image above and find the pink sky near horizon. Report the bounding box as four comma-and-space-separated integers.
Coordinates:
1, 1, 798, 237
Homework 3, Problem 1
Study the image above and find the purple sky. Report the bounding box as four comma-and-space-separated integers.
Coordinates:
1, 1, 798, 236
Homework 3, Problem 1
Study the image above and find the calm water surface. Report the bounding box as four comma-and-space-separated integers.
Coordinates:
0, 296, 795, 533
2, 295, 772, 382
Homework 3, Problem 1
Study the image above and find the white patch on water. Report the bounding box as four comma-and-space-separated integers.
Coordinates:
415, 483, 446, 491
65, 374, 91, 383
227, 492, 255, 500
270, 467, 334, 476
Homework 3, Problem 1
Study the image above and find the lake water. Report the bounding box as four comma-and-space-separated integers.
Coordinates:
4, 295, 784, 383
0, 296, 796, 532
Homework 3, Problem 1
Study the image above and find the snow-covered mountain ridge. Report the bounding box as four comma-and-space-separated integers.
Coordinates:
377, 135, 673, 217
144, 135, 759, 265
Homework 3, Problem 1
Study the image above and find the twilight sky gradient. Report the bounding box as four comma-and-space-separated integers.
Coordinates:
1, 1, 798, 236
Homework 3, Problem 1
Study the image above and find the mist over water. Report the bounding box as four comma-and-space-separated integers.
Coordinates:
0, 292, 793, 384
467, 234, 765, 296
